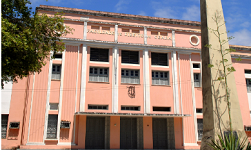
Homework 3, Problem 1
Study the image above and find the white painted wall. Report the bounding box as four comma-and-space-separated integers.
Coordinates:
1, 81, 13, 114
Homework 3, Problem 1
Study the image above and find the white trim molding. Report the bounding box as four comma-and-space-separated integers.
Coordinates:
172, 51, 180, 114
189, 35, 200, 46
27, 73, 36, 143
112, 47, 119, 113
26, 142, 45, 145
144, 27, 147, 45
143, 49, 151, 113
43, 51, 54, 142
172, 30, 175, 47
80, 44, 88, 112
184, 143, 199, 146
115, 24, 118, 43
83, 21, 87, 40
57, 48, 66, 139
189, 54, 198, 142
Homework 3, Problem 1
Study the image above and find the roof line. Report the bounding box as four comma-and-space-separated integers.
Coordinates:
36, 5, 201, 27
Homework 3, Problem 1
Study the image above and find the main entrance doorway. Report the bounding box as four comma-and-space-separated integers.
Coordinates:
85, 117, 105, 149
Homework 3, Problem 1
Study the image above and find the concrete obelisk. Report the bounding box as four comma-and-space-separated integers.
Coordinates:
200, 0, 246, 149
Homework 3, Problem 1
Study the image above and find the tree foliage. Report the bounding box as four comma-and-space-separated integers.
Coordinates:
1, 0, 72, 88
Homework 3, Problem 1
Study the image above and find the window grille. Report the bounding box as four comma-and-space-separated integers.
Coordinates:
47, 115, 58, 139
121, 50, 139, 64
245, 70, 251, 74
194, 73, 201, 87
152, 71, 169, 85
52, 64, 61, 80
88, 105, 108, 110
90, 48, 109, 62
1, 115, 8, 139
54, 53, 62, 59
197, 119, 203, 140
151, 52, 168, 66
196, 109, 203, 113
50, 103, 58, 110
121, 69, 140, 84
121, 106, 140, 111
89, 67, 109, 82
246, 79, 251, 93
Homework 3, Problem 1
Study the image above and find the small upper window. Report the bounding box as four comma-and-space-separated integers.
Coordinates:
197, 119, 203, 141
121, 69, 140, 84
90, 48, 109, 62
245, 70, 251, 74
54, 53, 62, 59
121, 50, 139, 64
151, 52, 168, 66
52, 64, 61, 80
47, 115, 58, 139
193, 64, 200, 69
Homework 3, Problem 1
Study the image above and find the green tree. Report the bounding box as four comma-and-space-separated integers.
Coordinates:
1, 0, 72, 88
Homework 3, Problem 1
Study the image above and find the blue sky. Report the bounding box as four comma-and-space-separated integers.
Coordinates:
29, 0, 251, 46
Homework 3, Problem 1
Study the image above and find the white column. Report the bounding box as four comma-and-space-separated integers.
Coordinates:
112, 47, 119, 113
143, 49, 150, 113
172, 51, 180, 114
189, 54, 198, 142
172, 30, 175, 47
115, 25, 118, 43
43, 51, 53, 141
80, 44, 88, 112
144, 27, 147, 45
83, 21, 87, 40
57, 49, 66, 139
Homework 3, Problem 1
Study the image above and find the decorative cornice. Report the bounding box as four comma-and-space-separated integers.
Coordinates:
36, 5, 201, 27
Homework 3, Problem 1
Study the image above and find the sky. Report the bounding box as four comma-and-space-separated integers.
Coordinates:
28, 0, 251, 46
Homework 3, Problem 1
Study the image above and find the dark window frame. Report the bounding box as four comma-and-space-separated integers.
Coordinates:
121, 50, 139, 64
1, 115, 8, 139
151, 52, 168, 66
46, 115, 58, 139
90, 48, 109, 62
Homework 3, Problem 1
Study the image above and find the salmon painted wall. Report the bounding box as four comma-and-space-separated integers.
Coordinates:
87, 23, 115, 42
174, 117, 184, 149
110, 116, 120, 149
60, 45, 79, 142
179, 54, 196, 143
233, 59, 251, 126
149, 52, 174, 114
28, 61, 50, 143
117, 26, 144, 44
176, 32, 201, 49
1, 77, 29, 149
85, 47, 113, 112
118, 50, 144, 113
143, 117, 153, 149
63, 21, 84, 39
49, 80, 60, 103
147, 29, 172, 46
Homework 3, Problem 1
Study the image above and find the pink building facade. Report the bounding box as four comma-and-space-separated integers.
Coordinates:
1, 5, 251, 150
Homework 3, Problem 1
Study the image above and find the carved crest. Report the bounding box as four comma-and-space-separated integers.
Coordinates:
127, 86, 135, 98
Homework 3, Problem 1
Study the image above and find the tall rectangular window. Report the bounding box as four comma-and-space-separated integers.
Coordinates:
121, 50, 139, 64
90, 48, 109, 62
89, 67, 109, 82
197, 119, 203, 141
47, 115, 58, 139
194, 73, 201, 87
152, 71, 169, 85
1, 115, 8, 139
246, 79, 251, 93
121, 69, 140, 84
52, 64, 61, 80
151, 52, 168, 66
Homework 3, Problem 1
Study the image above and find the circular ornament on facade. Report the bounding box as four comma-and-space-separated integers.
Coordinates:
189, 35, 200, 46
54, 22, 66, 34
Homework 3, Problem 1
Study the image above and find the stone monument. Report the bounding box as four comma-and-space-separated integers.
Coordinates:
200, 0, 246, 149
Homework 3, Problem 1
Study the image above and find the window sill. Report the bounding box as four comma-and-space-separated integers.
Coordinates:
88, 81, 110, 84
51, 79, 61, 81
121, 83, 141, 85
151, 65, 169, 68
151, 84, 171, 87
45, 139, 58, 141
194, 86, 202, 88
90, 61, 109, 64
121, 63, 140, 66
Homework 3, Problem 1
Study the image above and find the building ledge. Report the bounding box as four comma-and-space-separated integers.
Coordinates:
75, 112, 190, 117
